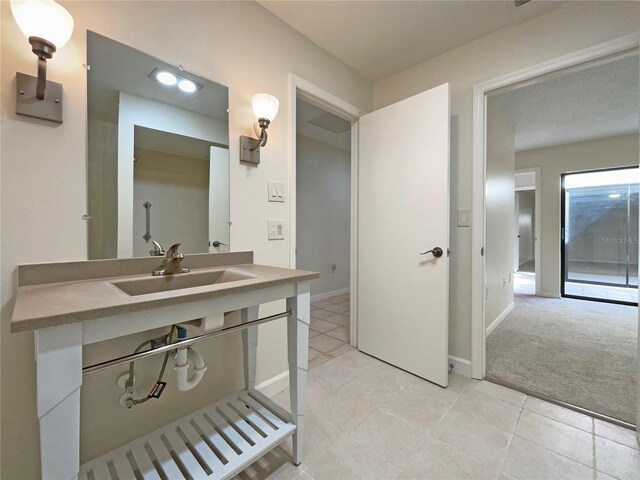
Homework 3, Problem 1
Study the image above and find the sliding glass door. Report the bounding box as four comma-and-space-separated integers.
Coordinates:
561, 167, 639, 305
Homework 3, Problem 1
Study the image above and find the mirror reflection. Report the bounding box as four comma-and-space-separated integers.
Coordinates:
87, 32, 230, 259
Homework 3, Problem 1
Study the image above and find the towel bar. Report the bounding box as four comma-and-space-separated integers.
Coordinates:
82, 310, 292, 375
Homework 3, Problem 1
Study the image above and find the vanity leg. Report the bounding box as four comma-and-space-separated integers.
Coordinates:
241, 306, 259, 391
35, 323, 83, 480
286, 281, 310, 466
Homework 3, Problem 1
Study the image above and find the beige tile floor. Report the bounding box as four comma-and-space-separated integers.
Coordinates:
234, 294, 639, 480
307, 293, 353, 369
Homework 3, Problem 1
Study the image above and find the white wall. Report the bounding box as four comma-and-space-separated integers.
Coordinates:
0, 1, 372, 476
296, 134, 351, 296
517, 191, 535, 266
88, 116, 118, 259
373, 1, 640, 359
516, 134, 640, 297
132, 148, 210, 257
485, 99, 515, 331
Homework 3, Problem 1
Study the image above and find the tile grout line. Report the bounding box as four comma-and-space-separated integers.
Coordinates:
510, 414, 597, 471
498, 399, 526, 476
520, 402, 595, 434
431, 378, 469, 431
427, 392, 510, 477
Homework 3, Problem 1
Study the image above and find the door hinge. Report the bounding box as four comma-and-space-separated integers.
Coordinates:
481, 246, 485, 256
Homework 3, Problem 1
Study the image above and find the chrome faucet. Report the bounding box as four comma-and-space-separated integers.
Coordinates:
149, 240, 165, 257
153, 243, 190, 276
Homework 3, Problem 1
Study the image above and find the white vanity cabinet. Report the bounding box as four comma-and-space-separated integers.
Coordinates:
11, 252, 317, 480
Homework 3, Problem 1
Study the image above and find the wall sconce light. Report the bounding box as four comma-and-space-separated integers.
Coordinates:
240, 93, 279, 165
11, 0, 74, 124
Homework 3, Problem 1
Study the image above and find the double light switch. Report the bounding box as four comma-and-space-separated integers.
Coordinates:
268, 181, 285, 202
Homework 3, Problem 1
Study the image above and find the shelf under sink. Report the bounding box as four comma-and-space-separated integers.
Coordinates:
79, 389, 295, 480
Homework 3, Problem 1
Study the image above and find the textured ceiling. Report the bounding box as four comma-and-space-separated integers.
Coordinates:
491, 53, 639, 152
259, 0, 562, 81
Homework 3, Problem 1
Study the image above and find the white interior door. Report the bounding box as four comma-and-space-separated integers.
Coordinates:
514, 193, 520, 271
209, 146, 230, 253
358, 83, 450, 387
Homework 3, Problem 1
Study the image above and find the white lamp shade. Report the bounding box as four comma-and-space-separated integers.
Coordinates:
10, 0, 74, 49
252, 93, 279, 122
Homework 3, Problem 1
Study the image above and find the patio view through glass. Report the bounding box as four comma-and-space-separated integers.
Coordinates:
562, 167, 639, 305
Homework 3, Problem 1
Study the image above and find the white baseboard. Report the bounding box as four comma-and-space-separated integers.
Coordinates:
519, 257, 533, 267
256, 371, 289, 398
485, 301, 515, 337
311, 287, 350, 303
448, 355, 471, 377
539, 292, 561, 299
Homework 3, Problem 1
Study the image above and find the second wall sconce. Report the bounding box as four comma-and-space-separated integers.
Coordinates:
11, 0, 74, 124
240, 93, 279, 165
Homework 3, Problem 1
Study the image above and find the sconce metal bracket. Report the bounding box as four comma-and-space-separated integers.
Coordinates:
240, 135, 261, 165
16, 72, 63, 124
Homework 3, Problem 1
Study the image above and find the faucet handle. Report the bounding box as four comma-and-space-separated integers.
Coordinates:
166, 243, 183, 259
149, 240, 165, 257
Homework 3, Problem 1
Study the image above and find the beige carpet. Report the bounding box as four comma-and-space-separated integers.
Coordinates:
487, 294, 638, 424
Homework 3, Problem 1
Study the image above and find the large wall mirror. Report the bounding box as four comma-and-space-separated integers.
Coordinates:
87, 32, 230, 260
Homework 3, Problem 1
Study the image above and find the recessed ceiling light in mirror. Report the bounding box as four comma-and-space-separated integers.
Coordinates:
178, 79, 197, 93
149, 68, 203, 94
155, 71, 177, 86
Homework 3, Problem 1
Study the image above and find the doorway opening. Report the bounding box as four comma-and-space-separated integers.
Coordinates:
514, 169, 540, 296
561, 166, 639, 305
296, 97, 354, 363
290, 76, 362, 359
479, 47, 639, 427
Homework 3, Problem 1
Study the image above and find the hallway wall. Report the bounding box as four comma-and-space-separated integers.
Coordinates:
486, 99, 515, 332
296, 134, 351, 296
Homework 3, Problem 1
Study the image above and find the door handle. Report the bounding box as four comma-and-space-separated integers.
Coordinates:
420, 247, 443, 258
210, 241, 227, 248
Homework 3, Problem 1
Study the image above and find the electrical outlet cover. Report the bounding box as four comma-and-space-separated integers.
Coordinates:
268, 220, 285, 240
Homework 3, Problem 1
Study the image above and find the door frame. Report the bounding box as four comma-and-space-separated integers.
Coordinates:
560, 165, 639, 307
471, 33, 640, 379
514, 166, 541, 296
289, 74, 364, 346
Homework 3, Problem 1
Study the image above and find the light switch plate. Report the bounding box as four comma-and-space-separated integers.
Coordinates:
268, 181, 285, 202
457, 209, 471, 227
268, 219, 285, 240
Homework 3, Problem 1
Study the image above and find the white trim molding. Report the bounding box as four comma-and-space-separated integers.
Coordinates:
448, 355, 471, 377
485, 301, 514, 337
471, 33, 640, 379
311, 287, 350, 303
256, 371, 290, 398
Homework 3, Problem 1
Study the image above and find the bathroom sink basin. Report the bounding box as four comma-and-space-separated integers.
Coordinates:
111, 269, 255, 296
